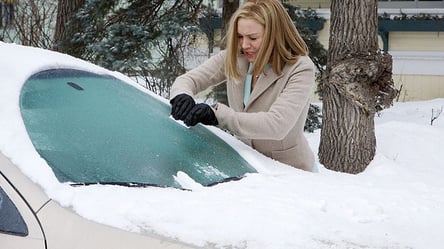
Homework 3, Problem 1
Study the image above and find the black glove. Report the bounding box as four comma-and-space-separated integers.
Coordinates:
184, 103, 218, 126
170, 94, 195, 120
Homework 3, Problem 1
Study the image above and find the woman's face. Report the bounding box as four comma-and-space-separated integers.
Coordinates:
237, 18, 264, 63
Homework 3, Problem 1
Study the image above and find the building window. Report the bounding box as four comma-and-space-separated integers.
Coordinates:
379, 0, 444, 8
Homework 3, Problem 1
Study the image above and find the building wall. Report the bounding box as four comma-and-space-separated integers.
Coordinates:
389, 32, 444, 51
394, 75, 444, 101
390, 50, 444, 101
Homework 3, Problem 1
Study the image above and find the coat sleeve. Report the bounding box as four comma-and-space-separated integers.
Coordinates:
170, 51, 227, 99
215, 56, 315, 140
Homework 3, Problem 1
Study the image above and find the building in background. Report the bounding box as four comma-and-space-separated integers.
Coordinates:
285, 0, 444, 101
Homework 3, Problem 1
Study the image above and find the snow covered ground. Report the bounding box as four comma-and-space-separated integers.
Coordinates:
1, 42, 444, 249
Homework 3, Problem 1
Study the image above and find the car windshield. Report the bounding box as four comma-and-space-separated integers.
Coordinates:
19, 69, 256, 189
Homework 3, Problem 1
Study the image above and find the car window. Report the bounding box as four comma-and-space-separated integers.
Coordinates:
19, 69, 256, 189
0, 185, 28, 236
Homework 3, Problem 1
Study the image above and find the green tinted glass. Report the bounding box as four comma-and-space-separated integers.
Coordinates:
20, 69, 256, 189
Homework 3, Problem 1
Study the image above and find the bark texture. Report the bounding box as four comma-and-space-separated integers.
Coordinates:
318, 0, 398, 174
53, 0, 85, 51
221, 0, 239, 47
0, 3, 3, 28
213, 0, 239, 105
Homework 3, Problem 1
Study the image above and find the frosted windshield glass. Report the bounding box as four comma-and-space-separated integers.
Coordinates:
19, 69, 256, 189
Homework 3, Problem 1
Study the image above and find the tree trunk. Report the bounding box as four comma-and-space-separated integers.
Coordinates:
213, 0, 239, 105
53, 0, 85, 52
0, 3, 3, 28
221, 0, 239, 49
318, 0, 398, 174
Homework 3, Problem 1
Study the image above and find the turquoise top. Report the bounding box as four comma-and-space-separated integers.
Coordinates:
243, 63, 253, 106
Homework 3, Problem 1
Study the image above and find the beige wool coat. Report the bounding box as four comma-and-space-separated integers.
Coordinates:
170, 50, 315, 171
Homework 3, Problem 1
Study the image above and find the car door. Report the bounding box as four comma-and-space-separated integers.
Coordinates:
0, 173, 45, 249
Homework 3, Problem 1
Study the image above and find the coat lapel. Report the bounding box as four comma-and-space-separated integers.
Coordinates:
245, 66, 283, 110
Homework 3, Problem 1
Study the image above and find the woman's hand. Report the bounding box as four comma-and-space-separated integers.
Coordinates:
170, 94, 195, 120
184, 103, 218, 126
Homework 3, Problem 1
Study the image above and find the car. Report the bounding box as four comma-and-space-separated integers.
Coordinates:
0, 151, 199, 249
0, 42, 267, 248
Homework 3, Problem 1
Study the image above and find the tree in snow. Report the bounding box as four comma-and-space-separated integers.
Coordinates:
209, 0, 240, 105
318, 0, 398, 173
0, 0, 57, 48
62, 0, 203, 97
53, 0, 85, 53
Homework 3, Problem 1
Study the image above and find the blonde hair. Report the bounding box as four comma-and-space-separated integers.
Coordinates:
225, 0, 308, 82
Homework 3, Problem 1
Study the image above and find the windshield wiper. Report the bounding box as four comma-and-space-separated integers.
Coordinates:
205, 176, 244, 187
70, 176, 246, 190
70, 181, 189, 190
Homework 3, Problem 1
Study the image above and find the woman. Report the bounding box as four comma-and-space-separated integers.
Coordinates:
169, 0, 315, 171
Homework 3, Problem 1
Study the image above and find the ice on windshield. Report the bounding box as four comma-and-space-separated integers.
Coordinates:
19, 69, 256, 189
